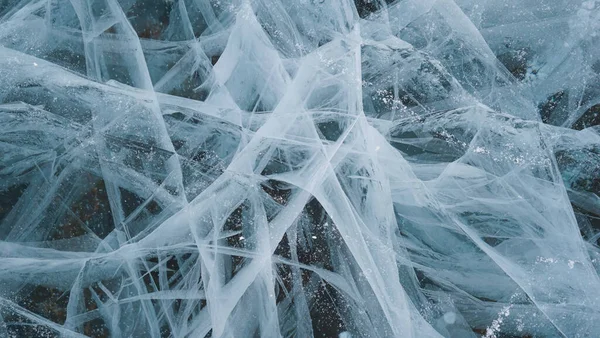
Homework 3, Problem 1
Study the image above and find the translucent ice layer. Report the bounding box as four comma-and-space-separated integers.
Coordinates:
1, 0, 599, 337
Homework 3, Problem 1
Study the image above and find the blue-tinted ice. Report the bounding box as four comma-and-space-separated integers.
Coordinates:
0, 0, 600, 337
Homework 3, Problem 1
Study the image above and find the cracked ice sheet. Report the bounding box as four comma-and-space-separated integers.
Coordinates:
1, 0, 600, 337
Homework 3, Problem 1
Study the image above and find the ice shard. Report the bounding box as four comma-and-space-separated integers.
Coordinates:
1, 0, 599, 337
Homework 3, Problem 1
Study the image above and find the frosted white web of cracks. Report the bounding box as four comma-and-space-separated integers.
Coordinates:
0, 0, 599, 337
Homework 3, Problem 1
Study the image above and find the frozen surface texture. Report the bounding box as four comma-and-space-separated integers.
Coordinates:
1, 0, 600, 337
